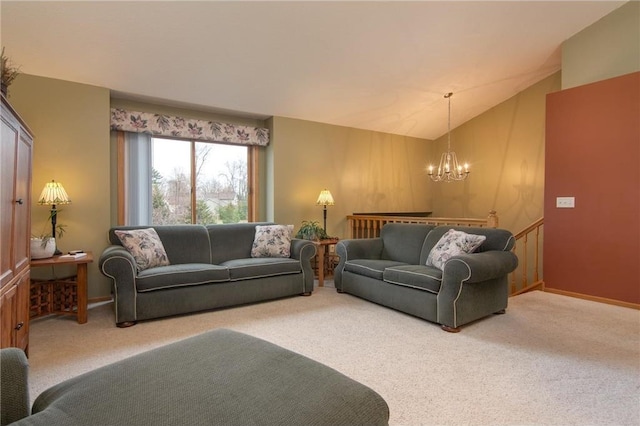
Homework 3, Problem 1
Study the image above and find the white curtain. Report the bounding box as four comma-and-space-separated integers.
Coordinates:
125, 132, 152, 225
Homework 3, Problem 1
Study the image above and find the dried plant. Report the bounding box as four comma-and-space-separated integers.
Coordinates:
1, 47, 21, 88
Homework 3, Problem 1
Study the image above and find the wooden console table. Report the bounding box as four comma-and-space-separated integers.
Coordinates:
29, 252, 93, 324
312, 239, 339, 287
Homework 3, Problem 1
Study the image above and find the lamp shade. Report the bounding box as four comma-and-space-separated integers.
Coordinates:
38, 180, 71, 205
316, 189, 335, 206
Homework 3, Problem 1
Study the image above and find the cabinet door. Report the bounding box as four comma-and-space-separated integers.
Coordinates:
13, 128, 32, 275
15, 272, 30, 352
0, 110, 18, 288
0, 285, 17, 348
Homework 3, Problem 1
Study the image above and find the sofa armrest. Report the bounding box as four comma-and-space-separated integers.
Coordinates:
334, 239, 384, 289
99, 245, 138, 324
1, 348, 30, 425
290, 238, 317, 293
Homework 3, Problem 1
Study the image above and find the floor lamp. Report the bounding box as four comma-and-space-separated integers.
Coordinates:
38, 180, 71, 255
316, 189, 334, 233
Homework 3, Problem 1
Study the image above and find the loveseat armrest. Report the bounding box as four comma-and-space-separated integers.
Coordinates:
437, 250, 518, 329
290, 238, 317, 293
1, 348, 30, 425
99, 246, 138, 325
443, 251, 519, 285
334, 238, 384, 289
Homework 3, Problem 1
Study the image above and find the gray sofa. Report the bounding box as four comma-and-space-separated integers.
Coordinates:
0, 329, 390, 425
335, 224, 518, 332
100, 222, 316, 327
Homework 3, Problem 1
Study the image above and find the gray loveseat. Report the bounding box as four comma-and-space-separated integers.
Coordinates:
0, 329, 389, 425
335, 224, 518, 332
100, 222, 316, 327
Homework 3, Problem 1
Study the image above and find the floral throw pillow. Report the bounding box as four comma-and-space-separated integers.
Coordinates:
114, 228, 170, 272
251, 225, 294, 258
426, 229, 486, 271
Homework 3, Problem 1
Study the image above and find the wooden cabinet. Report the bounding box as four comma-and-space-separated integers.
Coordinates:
1, 94, 32, 352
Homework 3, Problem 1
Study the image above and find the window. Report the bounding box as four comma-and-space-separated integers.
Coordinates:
120, 133, 251, 225
151, 138, 248, 225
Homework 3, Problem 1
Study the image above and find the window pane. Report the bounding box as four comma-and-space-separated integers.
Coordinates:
150, 138, 248, 225
195, 142, 248, 224
151, 138, 191, 224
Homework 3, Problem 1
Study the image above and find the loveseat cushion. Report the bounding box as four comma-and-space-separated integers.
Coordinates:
136, 264, 230, 292
222, 258, 301, 281
380, 223, 434, 263
344, 259, 408, 280
383, 265, 442, 294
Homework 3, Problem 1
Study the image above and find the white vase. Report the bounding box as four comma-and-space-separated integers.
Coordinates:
30, 238, 56, 259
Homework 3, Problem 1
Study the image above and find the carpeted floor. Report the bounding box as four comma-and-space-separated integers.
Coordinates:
27, 283, 639, 425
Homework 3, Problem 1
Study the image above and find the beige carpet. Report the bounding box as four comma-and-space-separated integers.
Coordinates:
27, 283, 639, 425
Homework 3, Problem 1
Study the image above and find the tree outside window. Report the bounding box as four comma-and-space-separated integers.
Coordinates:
151, 138, 248, 225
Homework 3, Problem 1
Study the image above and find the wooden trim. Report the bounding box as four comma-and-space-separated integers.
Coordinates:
544, 287, 640, 310
190, 142, 197, 224
510, 280, 545, 296
88, 296, 113, 304
347, 211, 498, 239
116, 131, 125, 225
247, 145, 258, 221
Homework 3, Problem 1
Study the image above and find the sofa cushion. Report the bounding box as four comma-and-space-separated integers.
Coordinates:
114, 228, 170, 272
344, 259, 408, 280
208, 222, 274, 264
110, 225, 212, 265
383, 265, 442, 294
223, 258, 301, 281
136, 264, 230, 292
426, 229, 486, 270
251, 224, 294, 258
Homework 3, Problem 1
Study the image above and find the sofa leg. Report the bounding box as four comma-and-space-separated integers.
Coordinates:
116, 321, 137, 328
441, 324, 461, 333
301, 292, 312, 297
494, 309, 506, 315
336, 289, 345, 293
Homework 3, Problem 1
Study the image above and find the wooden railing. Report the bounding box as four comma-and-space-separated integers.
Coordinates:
509, 217, 544, 295
348, 210, 499, 238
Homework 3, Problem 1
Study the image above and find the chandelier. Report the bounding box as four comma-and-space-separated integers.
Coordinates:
428, 92, 470, 182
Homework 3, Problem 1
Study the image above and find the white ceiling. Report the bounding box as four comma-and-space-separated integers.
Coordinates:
1, 1, 626, 140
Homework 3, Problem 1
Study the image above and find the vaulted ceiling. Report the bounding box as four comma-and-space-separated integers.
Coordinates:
1, 1, 626, 139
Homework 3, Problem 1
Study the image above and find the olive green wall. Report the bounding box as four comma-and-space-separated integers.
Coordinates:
268, 116, 432, 238
562, 1, 639, 90
7, 71, 558, 299
9, 74, 112, 299
429, 73, 561, 233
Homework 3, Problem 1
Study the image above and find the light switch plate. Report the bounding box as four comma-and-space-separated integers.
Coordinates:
556, 197, 575, 208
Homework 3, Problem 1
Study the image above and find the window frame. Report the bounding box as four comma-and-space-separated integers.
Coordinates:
116, 131, 257, 225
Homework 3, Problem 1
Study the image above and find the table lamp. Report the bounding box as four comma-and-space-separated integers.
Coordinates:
316, 189, 334, 233
38, 180, 71, 255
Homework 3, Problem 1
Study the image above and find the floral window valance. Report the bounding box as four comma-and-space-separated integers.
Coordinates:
110, 108, 269, 146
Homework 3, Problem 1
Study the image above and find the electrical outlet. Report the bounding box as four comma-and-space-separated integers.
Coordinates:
556, 197, 575, 208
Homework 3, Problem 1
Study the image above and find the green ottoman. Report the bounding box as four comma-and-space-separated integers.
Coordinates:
1, 329, 389, 425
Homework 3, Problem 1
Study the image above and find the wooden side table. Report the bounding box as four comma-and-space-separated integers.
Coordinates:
29, 251, 94, 324
312, 239, 339, 287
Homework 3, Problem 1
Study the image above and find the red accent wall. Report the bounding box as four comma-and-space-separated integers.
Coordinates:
544, 72, 640, 304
